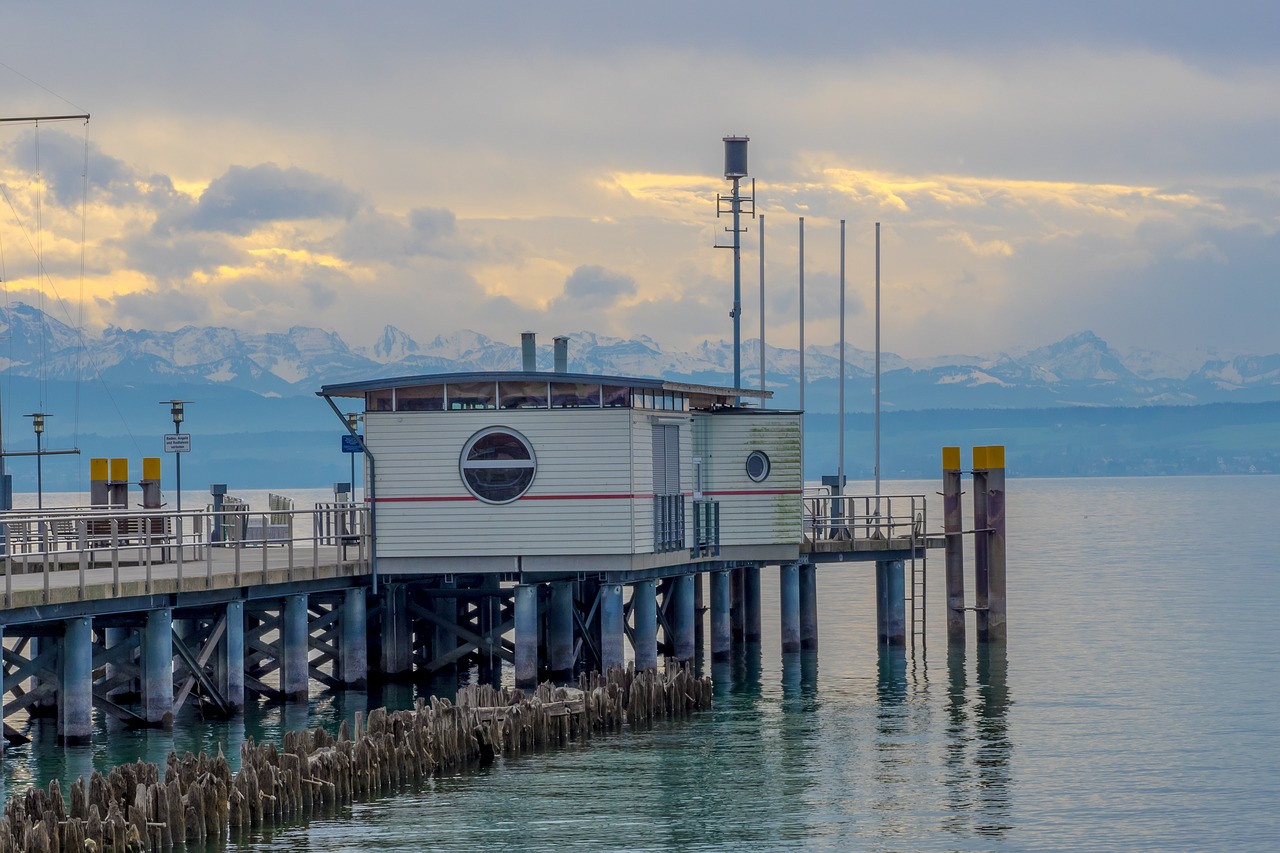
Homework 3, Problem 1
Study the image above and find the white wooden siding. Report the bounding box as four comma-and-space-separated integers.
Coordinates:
367, 409, 638, 557
698, 412, 803, 546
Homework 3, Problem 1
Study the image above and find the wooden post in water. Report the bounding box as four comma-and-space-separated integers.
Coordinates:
985, 446, 1008, 641
972, 447, 991, 642
943, 446, 966, 643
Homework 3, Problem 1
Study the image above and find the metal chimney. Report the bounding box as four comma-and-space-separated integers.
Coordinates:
553, 336, 569, 373
521, 331, 537, 371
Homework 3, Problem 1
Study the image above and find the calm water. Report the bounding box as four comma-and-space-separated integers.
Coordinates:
3, 477, 1277, 851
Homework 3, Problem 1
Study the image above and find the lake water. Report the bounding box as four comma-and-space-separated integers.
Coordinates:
3, 476, 1277, 851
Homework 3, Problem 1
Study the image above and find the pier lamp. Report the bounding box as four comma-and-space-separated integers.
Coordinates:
24, 412, 47, 510
160, 400, 192, 514
346, 412, 361, 501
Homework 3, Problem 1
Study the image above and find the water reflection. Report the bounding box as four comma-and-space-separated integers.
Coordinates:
941, 641, 1013, 842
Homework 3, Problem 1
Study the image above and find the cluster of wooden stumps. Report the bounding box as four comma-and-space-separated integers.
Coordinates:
0, 665, 711, 853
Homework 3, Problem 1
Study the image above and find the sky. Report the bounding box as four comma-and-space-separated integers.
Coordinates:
1, 1, 1278, 365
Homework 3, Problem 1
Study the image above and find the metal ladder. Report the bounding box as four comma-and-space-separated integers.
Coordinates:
908, 503, 927, 649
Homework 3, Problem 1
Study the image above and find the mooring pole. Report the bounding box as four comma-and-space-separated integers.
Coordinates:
972, 447, 991, 642
986, 446, 1008, 641
943, 446, 966, 643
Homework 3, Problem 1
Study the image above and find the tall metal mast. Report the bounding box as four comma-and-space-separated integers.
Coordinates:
716, 136, 754, 397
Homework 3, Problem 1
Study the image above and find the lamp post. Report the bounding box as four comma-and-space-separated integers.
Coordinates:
346, 412, 361, 502
24, 412, 47, 510
161, 400, 191, 514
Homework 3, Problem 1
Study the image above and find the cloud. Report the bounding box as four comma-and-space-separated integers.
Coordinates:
556, 265, 637, 309
164, 163, 360, 236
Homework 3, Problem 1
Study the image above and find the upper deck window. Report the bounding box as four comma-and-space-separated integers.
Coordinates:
448, 381, 497, 410
397, 385, 444, 411
499, 381, 549, 409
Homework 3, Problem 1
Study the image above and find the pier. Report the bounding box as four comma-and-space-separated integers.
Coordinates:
0, 339, 1007, 757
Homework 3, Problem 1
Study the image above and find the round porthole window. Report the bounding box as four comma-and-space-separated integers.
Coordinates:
460, 427, 537, 503
746, 450, 771, 482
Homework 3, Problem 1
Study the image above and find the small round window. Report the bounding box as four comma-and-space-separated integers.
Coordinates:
460, 427, 537, 503
746, 450, 771, 482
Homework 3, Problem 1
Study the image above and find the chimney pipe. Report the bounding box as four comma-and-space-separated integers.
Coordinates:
553, 336, 569, 373
521, 331, 537, 372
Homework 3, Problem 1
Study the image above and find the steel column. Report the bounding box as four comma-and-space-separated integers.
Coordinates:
142, 607, 174, 727
799, 562, 818, 650
710, 570, 731, 661
743, 565, 762, 642
877, 559, 906, 645
380, 582, 412, 676
943, 447, 966, 642
673, 573, 696, 663
59, 617, 93, 744
632, 580, 658, 672
340, 587, 368, 688
515, 583, 538, 688
548, 581, 575, 680
600, 583, 625, 671
218, 600, 245, 713
779, 563, 801, 653
282, 594, 309, 701
986, 449, 1008, 641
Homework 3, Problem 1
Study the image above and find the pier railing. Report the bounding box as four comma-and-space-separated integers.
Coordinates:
802, 492, 928, 546
0, 503, 370, 608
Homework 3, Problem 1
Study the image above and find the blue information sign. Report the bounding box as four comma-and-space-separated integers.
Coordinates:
342, 434, 363, 453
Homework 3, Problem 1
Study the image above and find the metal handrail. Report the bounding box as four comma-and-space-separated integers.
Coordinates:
802, 493, 929, 543
0, 504, 371, 609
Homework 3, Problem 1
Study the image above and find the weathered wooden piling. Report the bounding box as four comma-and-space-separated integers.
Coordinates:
0, 666, 711, 853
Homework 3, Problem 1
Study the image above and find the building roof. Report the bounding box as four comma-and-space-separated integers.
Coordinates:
317, 370, 772, 401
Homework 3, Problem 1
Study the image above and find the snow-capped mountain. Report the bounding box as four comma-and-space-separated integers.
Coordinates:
1, 302, 1277, 410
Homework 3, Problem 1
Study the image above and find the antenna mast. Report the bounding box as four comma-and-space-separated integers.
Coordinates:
716, 135, 754, 397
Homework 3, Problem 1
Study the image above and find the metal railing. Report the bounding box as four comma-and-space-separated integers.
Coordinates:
691, 498, 720, 558
653, 494, 685, 553
0, 503, 371, 609
802, 492, 928, 544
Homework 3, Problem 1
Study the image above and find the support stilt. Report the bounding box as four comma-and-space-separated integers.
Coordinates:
799, 563, 818, 650
217, 600, 245, 713
673, 574, 696, 663
59, 617, 93, 744
142, 608, 174, 727
743, 565, 762, 642
600, 582, 625, 671
877, 559, 906, 645
282, 594, 309, 701
943, 447, 966, 643
779, 563, 800, 653
632, 580, 657, 672
340, 587, 368, 688
710, 570, 731, 661
549, 581, 575, 680
514, 583, 538, 688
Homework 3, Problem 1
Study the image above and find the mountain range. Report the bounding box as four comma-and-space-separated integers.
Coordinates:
2, 301, 1278, 412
